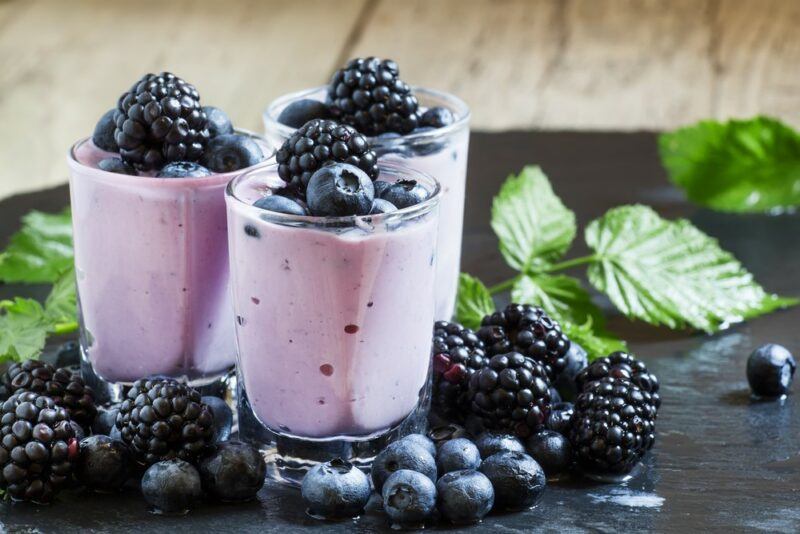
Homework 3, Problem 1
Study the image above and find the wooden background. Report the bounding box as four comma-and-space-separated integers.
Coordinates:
1, 0, 799, 200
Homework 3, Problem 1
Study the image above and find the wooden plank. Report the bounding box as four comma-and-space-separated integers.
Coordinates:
0, 0, 368, 200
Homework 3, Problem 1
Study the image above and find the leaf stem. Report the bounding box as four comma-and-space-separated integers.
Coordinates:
52, 322, 78, 335
488, 275, 521, 295
543, 254, 598, 273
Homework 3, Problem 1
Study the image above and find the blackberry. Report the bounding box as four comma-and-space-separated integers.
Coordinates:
576, 351, 661, 410
569, 377, 657, 475
431, 321, 487, 421
478, 303, 571, 380
114, 72, 209, 170
275, 119, 378, 190
0, 391, 78, 503
115, 378, 214, 465
3, 360, 96, 428
327, 57, 419, 135
467, 352, 552, 438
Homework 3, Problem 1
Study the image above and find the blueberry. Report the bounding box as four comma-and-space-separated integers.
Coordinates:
379, 179, 428, 209
199, 441, 266, 502
141, 459, 203, 515
157, 161, 212, 178
201, 133, 265, 173
92, 406, 120, 436
474, 432, 526, 459
98, 158, 136, 175
747, 344, 796, 397
372, 180, 392, 198
371, 440, 437, 492
399, 433, 437, 457
420, 106, 455, 128
554, 341, 588, 401
545, 402, 574, 436
427, 424, 469, 447
369, 198, 397, 214
437, 438, 481, 474
203, 106, 234, 138
382, 469, 437, 527
306, 163, 374, 217
277, 99, 331, 128
254, 194, 309, 216
75, 435, 132, 491
301, 458, 371, 519
480, 451, 546, 511
525, 430, 572, 477
92, 109, 119, 152
435, 470, 494, 524
201, 396, 233, 443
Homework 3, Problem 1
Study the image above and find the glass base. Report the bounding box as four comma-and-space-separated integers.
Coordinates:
237, 381, 431, 487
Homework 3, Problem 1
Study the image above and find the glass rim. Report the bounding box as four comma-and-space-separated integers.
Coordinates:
225, 160, 442, 228
67, 129, 273, 185
263, 85, 471, 147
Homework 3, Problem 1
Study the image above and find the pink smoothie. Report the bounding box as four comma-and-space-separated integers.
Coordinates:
263, 87, 469, 320
227, 164, 440, 438
67, 138, 264, 384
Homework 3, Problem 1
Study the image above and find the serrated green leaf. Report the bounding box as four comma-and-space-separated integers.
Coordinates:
44, 266, 77, 326
455, 273, 495, 330
0, 209, 73, 283
561, 318, 628, 361
585, 205, 798, 332
0, 298, 49, 362
659, 117, 800, 213
511, 273, 604, 326
491, 166, 576, 271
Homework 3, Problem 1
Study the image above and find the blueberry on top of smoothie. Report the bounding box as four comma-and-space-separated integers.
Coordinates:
379, 179, 429, 209
157, 161, 212, 178
202, 106, 234, 138
92, 109, 119, 152
253, 195, 309, 216
421, 106, 455, 129
277, 98, 332, 129
98, 157, 137, 176
306, 163, 374, 217
201, 133, 265, 173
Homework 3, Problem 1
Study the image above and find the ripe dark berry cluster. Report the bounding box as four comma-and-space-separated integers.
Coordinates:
327, 57, 420, 136
431, 321, 487, 421
576, 351, 661, 410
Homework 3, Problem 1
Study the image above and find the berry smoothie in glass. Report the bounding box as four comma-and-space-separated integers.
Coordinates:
226, 122, 441, 484
67, 72, 269, 402
263, 57, 470, 321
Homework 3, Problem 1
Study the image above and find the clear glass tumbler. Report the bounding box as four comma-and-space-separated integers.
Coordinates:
226, 161, 441, 485
263, 86, 469, 320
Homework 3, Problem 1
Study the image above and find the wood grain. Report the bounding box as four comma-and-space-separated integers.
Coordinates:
1, 0, 800, 200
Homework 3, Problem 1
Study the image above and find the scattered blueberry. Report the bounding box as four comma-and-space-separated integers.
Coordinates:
372, 180, 392, 198
371, 440, 437, 492
525, 430, 573, 477
157, 161, 212, 178
75, 435, 132, 491
277, 99, 331, 128
92, 109, 119, 152
545, 402, 574, 436
437, 438, 481, 474
379, 179, 428, 209
747, 344, 796, 397
201, 396, 233, 443
92, 406, 119, 436
98, 158, 136, 175
436, 470, 494, 524
306, 163, 375, 217
203, 106, 234, 138
474, 432, 526, 459
201, 133, 265, 173
199, 441, 265, 502
301, 458, 371, 519
382, 469, 437, 527
399, 433, 437, 457
427, 424, 469, 447
420, 107, 455, 128
554, 341, 589, 401
480, 451, 546, 511
369, 198, 397, 214
141, 459, 203, 515
254, 194, 309, 216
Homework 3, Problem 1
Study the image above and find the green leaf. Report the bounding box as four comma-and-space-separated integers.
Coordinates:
491, 166, 576, 271
511, 273, 604, 326
0, 298, 49, 362
44, 266, 77, 327
456, 273, 495, 330
561, 319, 628, 361
659, 116, 800, 213
585, 205, 799, 332
0, 209, 73, 283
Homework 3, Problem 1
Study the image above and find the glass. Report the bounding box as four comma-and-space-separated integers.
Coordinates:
264, 86, 469, 320
227, 162, 441, 485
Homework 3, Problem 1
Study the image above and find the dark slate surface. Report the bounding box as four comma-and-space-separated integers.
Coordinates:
0, 131, 799, 533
